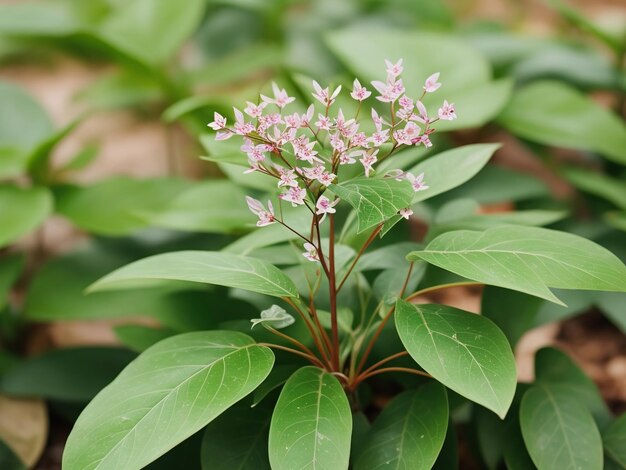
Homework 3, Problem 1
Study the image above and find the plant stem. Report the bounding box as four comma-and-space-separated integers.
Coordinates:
265, 326, 321, 363
328, 213, 340, 371
358, 367, 432, 382
336, 223, 383, 293
259, 342, 325, 368
404, 281, 484, 302
283, 297, 332, 368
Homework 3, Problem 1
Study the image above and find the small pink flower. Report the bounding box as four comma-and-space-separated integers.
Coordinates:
350, 79, 371, 101
279, 186, 307, 206
233, 107, 254, 135
423, 73, 441, 93
399, 208, 413, 219
300, 104, 315, 127
413, 100, 431, 125
208, 112, 227, 130
277, 167, 298, 187
368, 130, 389, 147
312, 80, 341, 106
318, 171, 336, 186
215, 130, 233, 141
261, 83, 295, 108
438, 100, 456, 120
360, 149, 379, 177
302, 242, 319, 262
284, 113, 301, 128
246, 197, 276, 226
371, 108, 388, 132
385, 58, 404, 78
316, 196, 339, 222
340, 150, 360, 165
244, 101, 266, 118
315, 114, 331, 130
406, 172, 429, 192
350, 132, 368, 148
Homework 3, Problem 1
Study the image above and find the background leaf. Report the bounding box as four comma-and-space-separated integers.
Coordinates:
395, 301, 517, 418
268, 367, 352, 470
63, 331, 274, 470
520, 384, 603, 470
603, 414, 626, 469
355, 383, 448, 470
0, 186, 52, 248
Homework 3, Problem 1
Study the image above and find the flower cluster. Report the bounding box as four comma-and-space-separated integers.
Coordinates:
208, 59, 456, 261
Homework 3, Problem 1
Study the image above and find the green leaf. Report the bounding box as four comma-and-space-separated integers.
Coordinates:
603, 414, 626, 469
141, 180, 251, 233
0, 186, 52, 248
408, 144, 500, 204
0, 2, 80, 36
325, 28, 510, 130
250, 305, 295, 329
252, 365, 299, 408
90, 251, 299, 298
498, 81, 626, 164
432, 420, 458, 470
395, 301, 517, 418
268, 367, 352, 470
355, 383, 448, 470
97, 0, 206, 65
0, 438, 25, 470
534, 347, 612, 429
596, 292, 626, 334
482, 287, 542, 347
0, 80, 54, 153
474, 405, 505, 469
329, 177, 414, 233
408, 225, 626, 305
0, 254, 24, 311
54, 177, 191, 236
201, 400, 272, 470
520, 384, 603, 470
113, 325, 176, 352
563, 168, 626, 210
0, 347, 135, 402
63, 331, 274, 470
358, 242, 423, 271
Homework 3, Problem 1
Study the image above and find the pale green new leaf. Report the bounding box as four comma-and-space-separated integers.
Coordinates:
355, 383, 448, 470
395, 301, 517, 418
407, 144, 500, 204
520, 384, 603, 470
408, 225, 626, 305
268, 367, 352, 470
329, 178, 414, 233
0, 186, 52, 248
498, 81, 626, 164
62, 331, 274, 470
89, 251, 299, 298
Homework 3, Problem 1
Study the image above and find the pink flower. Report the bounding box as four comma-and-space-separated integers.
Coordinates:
318, 171, 336, 186
368, 129, 389, 147
312, 80, 341, 106
406, 172, 429, 192
300, 105, 315, 127
277, 167, 298, 187
261, 83, 295, 109
371, 108, 388, 132
371, 78, 404, 103
385, 58, 404, 78
315, 114, 331, 130
360, 149, 379, 177
423, 73, 441, 93
233, 107, 254, 135
246, 197, 276, 226
302, 242, 319, 262
350, 79, 371, 101
215, 130, 233, 141
208, 112, 227, 130
340, 150, 360, 165
316, 196, 339, 222
279, 186, 307, 206
413, 100, 431, 125
244, 101, 266, 118
399, 208, 413, 219
438, 100, 456, 120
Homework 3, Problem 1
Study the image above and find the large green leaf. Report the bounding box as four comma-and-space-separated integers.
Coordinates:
395, 301, 516, 418
325, 28, 510, 130
534, 347, 611, 429
0, 2, 80, 36
63, 331, 274, 470
201, 400, 272, 470
90, 251, 299, 298
520, 384, 603, 470
0, 347, 135, 402
141, 181, 251, 233
498, 81, 626, 164
329, 178, 414, 233
355, 383, 448, 470
0, 186, 52, 248
603, 414, 626, 469
268, 367, 352, 470
97, 0, 206, 65
407, 144, 499, 204
408, 225, 626, 305
54, 177, 191, 236
563, 168, 626, 210
0, 80, 54, 153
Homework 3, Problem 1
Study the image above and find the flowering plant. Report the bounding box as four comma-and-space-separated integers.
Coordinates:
62, 60, 626, 470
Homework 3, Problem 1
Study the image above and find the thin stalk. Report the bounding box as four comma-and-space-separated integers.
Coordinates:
328, 214, 340, 371
283, 297, 332, 368
336, 223, 383, 293
404, 281, 484, 302
358, 367, 432, 382
265, 326, 321, 363
259, 343, 325, 368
